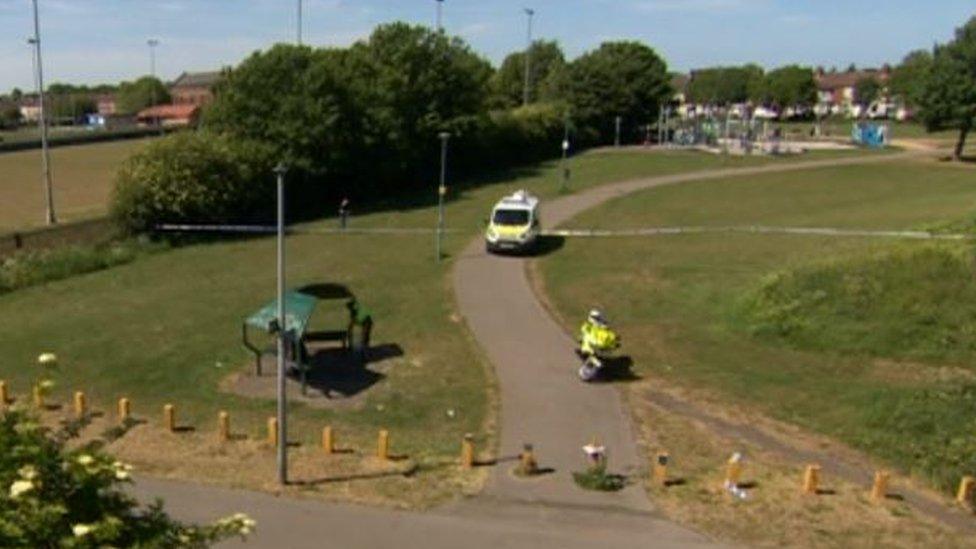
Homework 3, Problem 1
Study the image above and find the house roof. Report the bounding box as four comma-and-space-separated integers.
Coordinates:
816, 69, 888, 91
170, 71, 222, 89
136, 103, 200, 119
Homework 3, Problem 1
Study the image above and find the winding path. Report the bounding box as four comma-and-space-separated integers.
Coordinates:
139, 150, 932, 548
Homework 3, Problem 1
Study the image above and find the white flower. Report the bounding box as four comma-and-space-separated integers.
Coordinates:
17, 465, 38, 480
37, 353, 58, 367
115, 469, 131, 481
38, 379, 55, 391
76, 454, 94, 467
9, 480, 34, 498
72, 524, 93, 537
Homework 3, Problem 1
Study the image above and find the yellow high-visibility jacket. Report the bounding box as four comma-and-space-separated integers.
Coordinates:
580, 321, 619, 355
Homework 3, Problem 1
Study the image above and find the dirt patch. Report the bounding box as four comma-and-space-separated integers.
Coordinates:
628, 382, 976, 547
868, 359, 976, 387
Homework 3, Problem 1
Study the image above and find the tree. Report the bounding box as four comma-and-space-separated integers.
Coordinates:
0, 104, 21, 129
47, 94, 96, 121
490, 40, 567, 108
10, 88, 23, 102
116, 77, 170, 115
686, 65, 763, 106
763, 65, 817, 111
917, 16, 976, 159
566, 41, 670, 144
889, 50, 933, 108
855, 76, 881, 108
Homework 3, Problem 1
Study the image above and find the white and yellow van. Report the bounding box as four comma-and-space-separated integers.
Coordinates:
485, 190, 540, 253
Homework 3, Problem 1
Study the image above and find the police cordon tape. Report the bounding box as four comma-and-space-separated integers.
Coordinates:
155, 224, 461, 235
544, 226, 976, 241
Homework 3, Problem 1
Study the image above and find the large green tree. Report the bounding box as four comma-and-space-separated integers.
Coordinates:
855, 76, 882, 108
686, 65, 764, 105
490, 40, 567, 108
47, 94, 96, 121
566, 41, 670, 144
116, 77, 170, 115
889, 50, 933, 108
762, 65, 817, 110
918, 17, 976, 159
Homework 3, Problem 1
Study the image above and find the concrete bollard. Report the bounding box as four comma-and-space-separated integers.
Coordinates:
802, 464, 821, 495
461, 433, 475, 469
32, 385, 44, 409
377, 429, 390, 460
653, 452, 670, 486
322, 426, 334, 455
0, 380, 8, 408
957, 476, 975, 507
870, 470, 889, 503
724, 453, 743, 488
73, 391, 86, 419
518, 443, 538, 476
218, 411, 230, 442
163, 404, 175, 432
118, 398, 130, 424
267, 417, 278, 446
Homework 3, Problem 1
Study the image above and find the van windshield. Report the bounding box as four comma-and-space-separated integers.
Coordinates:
493, 209, 530, 226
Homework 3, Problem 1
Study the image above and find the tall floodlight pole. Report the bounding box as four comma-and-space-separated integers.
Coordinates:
147, 39, 159, 129
273, 162, 289, 485
522, 8, 534, 106
297, 0, 303, 45
436, 132, 451, 261
30, 0, 55, 225
436, 0, 444, 32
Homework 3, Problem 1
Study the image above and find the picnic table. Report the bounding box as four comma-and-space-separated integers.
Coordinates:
242, 290, 317, 393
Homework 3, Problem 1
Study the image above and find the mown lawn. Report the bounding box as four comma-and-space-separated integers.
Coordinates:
537, 159, 976, 494
0, 139, 151, 232
0, 148, 855, 505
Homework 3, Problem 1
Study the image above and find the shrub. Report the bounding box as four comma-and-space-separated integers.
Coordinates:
0, 407, 253, 547
111, 132, 273, 234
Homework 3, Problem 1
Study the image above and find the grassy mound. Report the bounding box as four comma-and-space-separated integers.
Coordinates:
743, 246, 976, 363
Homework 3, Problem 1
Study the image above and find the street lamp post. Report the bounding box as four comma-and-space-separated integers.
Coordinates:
615, 115, 622, 147
436, 0, 444, 32
436, 132, 451, 261
522, 8, 535, 107
147, 39, 159, 130
273, 162, 289, 486
30, 0, 55, 225
560, 117, 571, 193
297, 0, 303, 45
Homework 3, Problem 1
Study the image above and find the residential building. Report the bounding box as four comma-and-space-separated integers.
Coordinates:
169, 71, 222, 106
18, 96, 41, 122
136, 103, 201, 127
96, 94, 117, 116
814, 66, 890, 117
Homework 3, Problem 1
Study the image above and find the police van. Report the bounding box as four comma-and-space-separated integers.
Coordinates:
485, 190, 540, 253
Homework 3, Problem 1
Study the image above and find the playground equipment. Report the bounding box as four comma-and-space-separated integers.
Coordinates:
851, 122, 889, 148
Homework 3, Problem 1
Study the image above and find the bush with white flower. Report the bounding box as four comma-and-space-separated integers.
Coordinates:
0, 407, 254, 547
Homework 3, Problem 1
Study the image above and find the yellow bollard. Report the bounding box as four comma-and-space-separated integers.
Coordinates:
653, 452, 670, 486
163, 404, 175, 432
267, 417, 278, 447
218, 411, 230, 442
73, 391, 86, 419
32, 384, 44, 409
870, 470, 890, 503
322, 426, 334, 455
0, 380, 8, 408
377, 429, 390, 460
460, 433, 475, 469
518, 443, 538, 476
724, 453, 743, 488
118, 398, 130, 424
802, 464, 821, 495
957, 476, 975, 507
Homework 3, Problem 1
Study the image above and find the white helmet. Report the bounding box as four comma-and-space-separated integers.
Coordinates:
588, 309, 607, 326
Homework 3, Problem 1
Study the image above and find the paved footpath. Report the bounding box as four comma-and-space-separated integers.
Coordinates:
137, 151, 923, 548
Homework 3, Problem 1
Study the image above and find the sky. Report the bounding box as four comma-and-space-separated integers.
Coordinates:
0, 0, 972, 91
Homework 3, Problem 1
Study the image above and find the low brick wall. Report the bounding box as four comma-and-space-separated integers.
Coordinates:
0, 218, 116, 258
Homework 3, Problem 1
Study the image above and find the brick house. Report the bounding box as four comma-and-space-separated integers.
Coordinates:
169, 71, 222, 106
814, 67, 890, 116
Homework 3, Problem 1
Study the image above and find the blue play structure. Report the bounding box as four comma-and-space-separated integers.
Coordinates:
852, 122, 888, 148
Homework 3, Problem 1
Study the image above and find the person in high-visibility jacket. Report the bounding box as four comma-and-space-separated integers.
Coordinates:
579, 309, 619, 356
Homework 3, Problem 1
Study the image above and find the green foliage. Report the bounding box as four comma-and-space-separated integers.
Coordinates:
572, 462, 626, 491
111, 131, 273, 234
47, 95, 96, 121
918, 16, 976, 158
889, 50, 933, 107
686, 65, 764, 106
0, 239, 164, 296
855, 76, 881, 107
761, 65, 817, 109
0, 104, 20, 129
116, 77, 170, 115
565, 41, 670, 144
490, 40, 568, 108
743, 246, 976, 363
0, 407, 253, 547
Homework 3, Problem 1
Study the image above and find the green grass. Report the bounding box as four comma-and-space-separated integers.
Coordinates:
0, 139, 151, 232
0, 148, 862, 502
537, 158, 976, 494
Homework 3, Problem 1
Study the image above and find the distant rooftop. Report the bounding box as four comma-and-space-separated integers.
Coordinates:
170, 71, 222, 89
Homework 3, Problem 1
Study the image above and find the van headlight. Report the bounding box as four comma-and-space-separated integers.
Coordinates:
486, 228, 499, 242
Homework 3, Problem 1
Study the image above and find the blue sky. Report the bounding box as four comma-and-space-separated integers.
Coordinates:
0, 0, 972, 91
